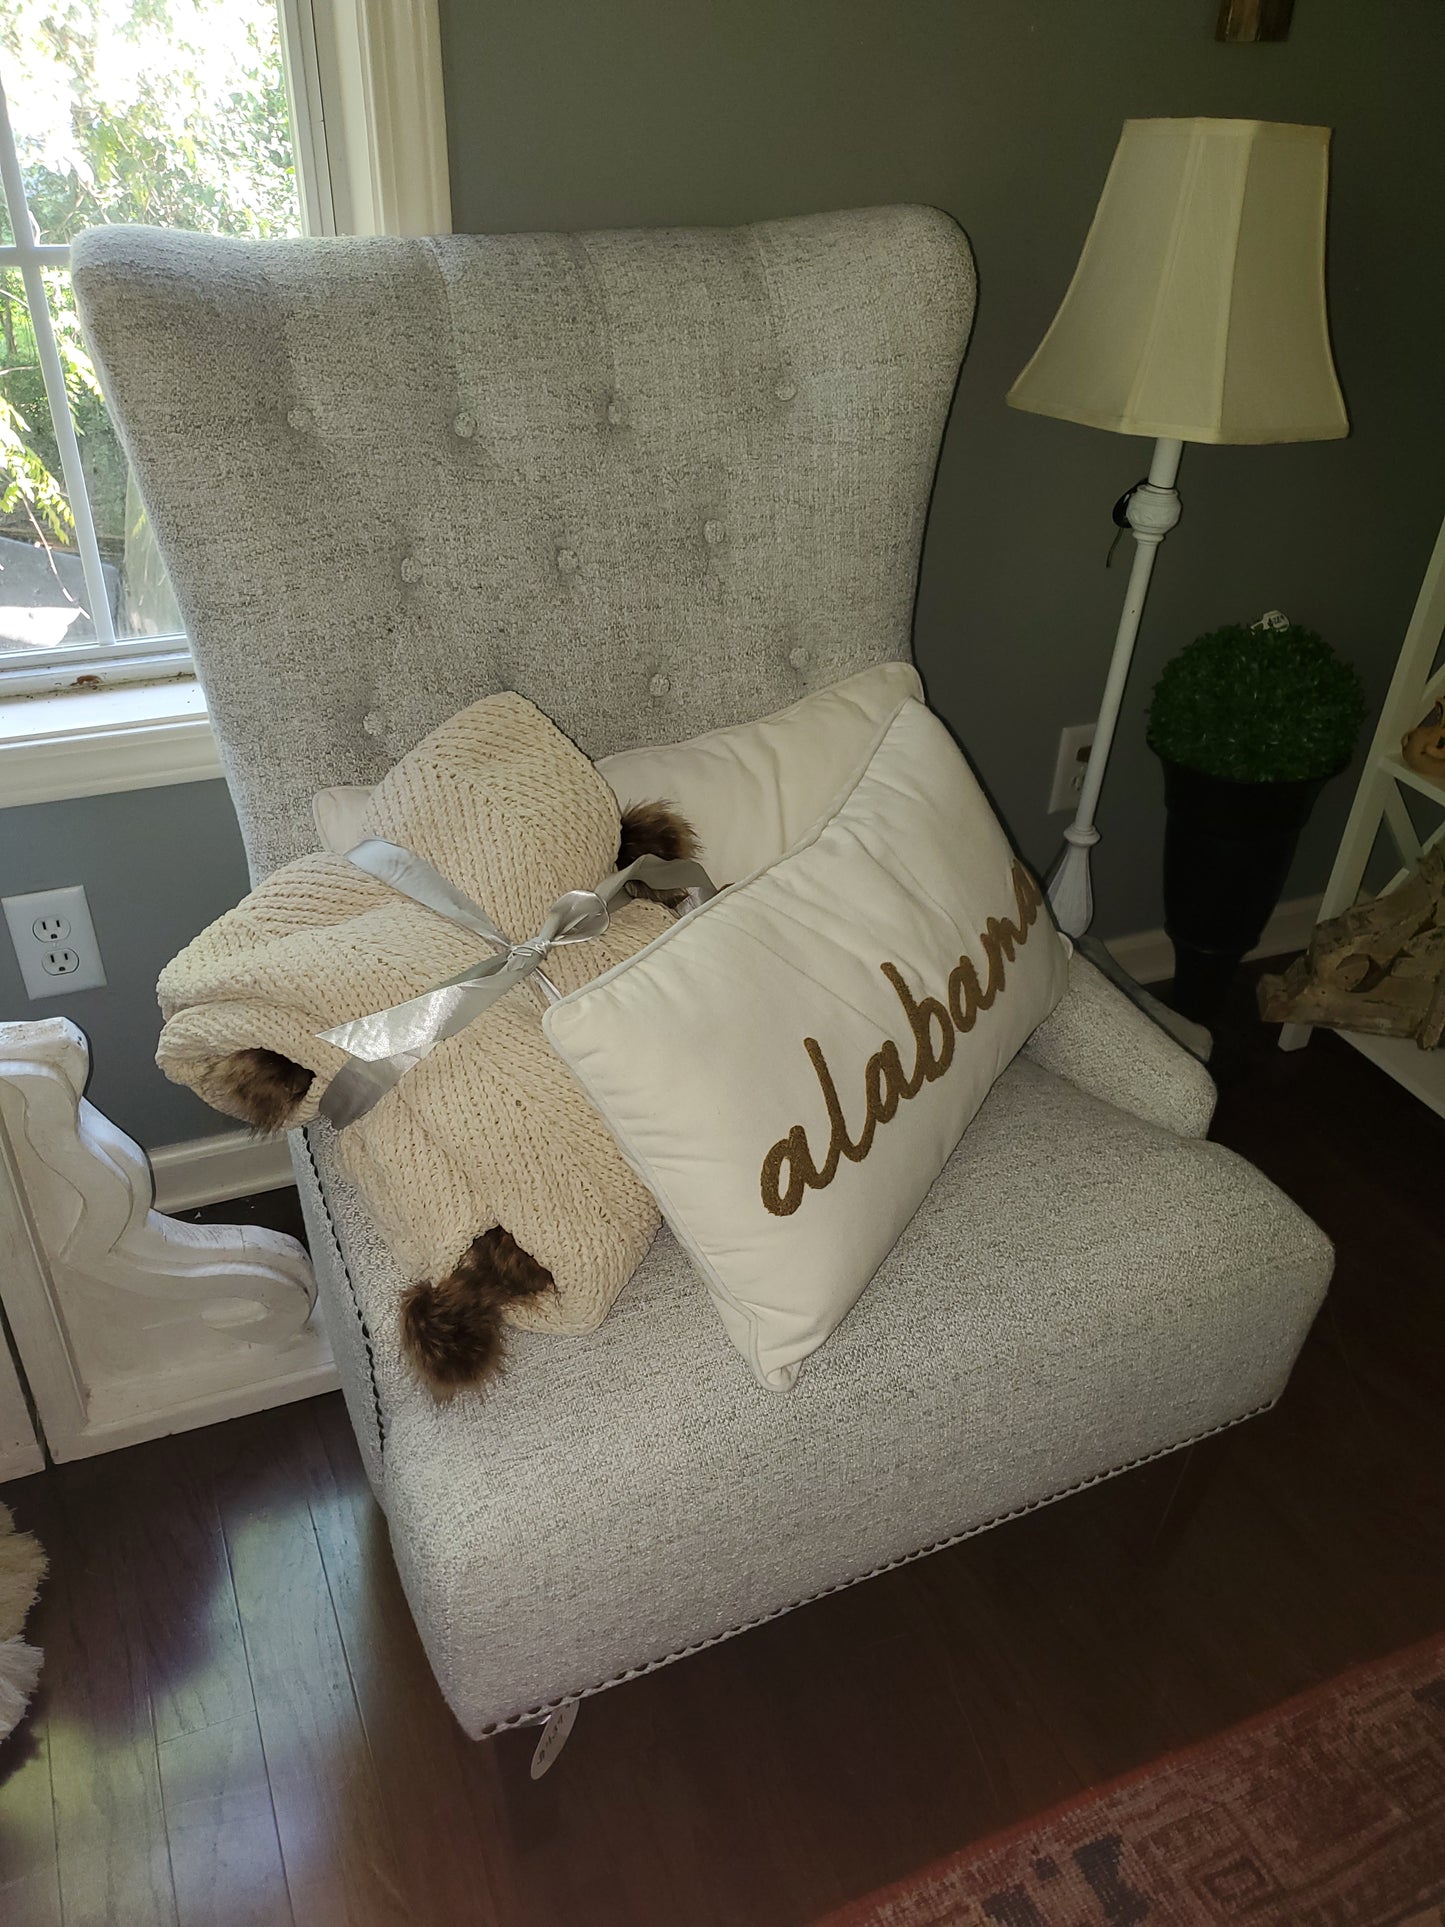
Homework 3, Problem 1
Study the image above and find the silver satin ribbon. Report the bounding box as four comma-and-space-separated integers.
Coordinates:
317, 837, 716, 1129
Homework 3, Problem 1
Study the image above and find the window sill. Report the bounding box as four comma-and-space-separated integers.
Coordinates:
0, 679, 222, 809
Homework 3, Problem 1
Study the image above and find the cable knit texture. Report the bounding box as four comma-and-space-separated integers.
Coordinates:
156, 693, 673, 1334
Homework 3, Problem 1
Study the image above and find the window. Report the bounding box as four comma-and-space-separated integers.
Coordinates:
0, 0, 447, 806
0, 1, 313, 693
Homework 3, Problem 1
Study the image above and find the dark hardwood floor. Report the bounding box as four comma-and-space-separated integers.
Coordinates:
2, 989, 1443, 1926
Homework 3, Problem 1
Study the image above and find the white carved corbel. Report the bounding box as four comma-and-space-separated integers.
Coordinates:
0, 1017, 337, 1461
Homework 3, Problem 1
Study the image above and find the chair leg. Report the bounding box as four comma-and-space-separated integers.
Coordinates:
1138, 1435, 1231, 1567
529, 1699, 579, 1779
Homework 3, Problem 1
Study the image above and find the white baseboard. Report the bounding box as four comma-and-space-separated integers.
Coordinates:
1102, 894, 1322, 988
148, 1128, 296, 1214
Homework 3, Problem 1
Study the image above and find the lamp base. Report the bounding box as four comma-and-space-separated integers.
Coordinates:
1046, 825, 1098, 939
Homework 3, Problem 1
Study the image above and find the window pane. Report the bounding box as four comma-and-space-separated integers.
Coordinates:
3, 2, 301, 244
0, 263, 109, 649
1, 1, 302, 654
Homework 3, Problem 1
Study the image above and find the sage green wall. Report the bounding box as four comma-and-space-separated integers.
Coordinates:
0, 781, 250, 1147
439, 0, 1445, 937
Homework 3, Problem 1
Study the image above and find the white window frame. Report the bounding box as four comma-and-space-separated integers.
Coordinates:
0, 0, 449, 803
0, 71, 132, 674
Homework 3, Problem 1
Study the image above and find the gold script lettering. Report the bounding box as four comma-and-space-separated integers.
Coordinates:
760, 861, 1044, 1217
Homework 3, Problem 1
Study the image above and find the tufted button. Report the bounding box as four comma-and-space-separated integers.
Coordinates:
400, 556, 421, 584
287, 406, 312, 430
557, 548, 580, 574
789, 646, 810, 670
362, 711, 383, 736
605, 397, 626, 426
703, 519, 725, 546
453, 411, 476, 438
649, 674, 671, 698
774, 378, 797, 402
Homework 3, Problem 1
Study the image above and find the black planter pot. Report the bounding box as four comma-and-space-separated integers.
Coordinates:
1160, 759, 1332, 1023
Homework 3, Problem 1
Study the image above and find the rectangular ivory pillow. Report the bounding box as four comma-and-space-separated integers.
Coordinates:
596, 660, 922, 884
312, 662, 920, 875
545, 694, 1070, 1390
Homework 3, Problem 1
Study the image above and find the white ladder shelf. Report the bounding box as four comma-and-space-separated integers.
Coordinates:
1280, 510, 1445, 1119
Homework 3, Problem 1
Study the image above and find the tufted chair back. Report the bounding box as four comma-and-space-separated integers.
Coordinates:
73, 207, 975, 882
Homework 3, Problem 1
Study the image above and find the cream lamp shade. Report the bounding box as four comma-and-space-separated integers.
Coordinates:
1008, 118, 1348, 445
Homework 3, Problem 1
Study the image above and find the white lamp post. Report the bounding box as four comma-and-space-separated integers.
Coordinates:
1008, 117, 1349, 938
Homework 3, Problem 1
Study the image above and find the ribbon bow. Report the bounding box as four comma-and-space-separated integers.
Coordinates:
317, 837, 716, 1128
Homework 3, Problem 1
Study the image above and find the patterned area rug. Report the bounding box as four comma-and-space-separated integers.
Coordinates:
824, 1633, 1445, 1925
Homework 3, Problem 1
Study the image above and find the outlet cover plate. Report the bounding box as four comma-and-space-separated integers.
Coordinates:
1049, 724, 1097, 815
3, 885, 107, 998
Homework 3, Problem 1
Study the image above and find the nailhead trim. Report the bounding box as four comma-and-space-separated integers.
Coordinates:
300, 1125, 386, 1462
476, 1397, 1277, 1737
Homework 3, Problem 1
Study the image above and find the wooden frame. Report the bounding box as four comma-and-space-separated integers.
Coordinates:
1280, 511, 1445, 1117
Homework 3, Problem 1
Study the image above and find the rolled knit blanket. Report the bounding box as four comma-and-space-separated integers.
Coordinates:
156, 693, 678, 1382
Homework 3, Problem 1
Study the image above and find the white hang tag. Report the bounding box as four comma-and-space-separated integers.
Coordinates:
529, 1700, 579, 1780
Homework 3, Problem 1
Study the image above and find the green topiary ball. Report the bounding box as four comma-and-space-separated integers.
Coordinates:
1147, 622, 1367, 785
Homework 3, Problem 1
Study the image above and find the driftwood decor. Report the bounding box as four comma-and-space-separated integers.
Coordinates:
1259, 850, 1445, 1049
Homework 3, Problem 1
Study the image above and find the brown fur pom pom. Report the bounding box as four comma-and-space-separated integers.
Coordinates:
618, 799, 701, 904
211, 1047, 314, 1134
400, 1226, 554, 1397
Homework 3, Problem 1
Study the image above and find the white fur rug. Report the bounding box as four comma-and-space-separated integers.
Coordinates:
0, 1501, 45, 1741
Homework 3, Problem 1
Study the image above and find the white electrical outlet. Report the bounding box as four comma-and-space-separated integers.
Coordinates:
1048, 724, 1096, 815
4, 885, 107, 998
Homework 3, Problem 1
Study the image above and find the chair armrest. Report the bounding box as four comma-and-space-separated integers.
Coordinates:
1022, 951, 1217, 1137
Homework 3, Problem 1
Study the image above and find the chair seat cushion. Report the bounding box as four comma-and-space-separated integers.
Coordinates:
348, 1055, 1332, 1736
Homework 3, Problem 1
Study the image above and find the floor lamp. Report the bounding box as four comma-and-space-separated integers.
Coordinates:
1007, 118, 1349, 939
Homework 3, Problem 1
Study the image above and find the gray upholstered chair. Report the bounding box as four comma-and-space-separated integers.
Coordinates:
73, 208, 1332, 1742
